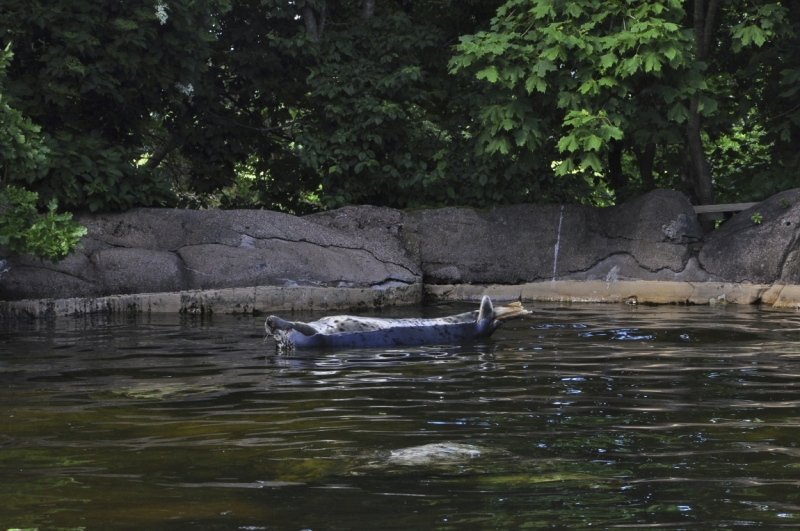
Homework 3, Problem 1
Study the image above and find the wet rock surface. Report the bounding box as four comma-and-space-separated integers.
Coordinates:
346, 442, 511, 476
1, 188, 799, 304
385, 443, 486, 466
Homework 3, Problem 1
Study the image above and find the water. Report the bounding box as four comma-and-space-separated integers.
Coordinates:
2, 303, 800, 530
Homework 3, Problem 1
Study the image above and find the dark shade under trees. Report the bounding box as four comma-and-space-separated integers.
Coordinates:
2, 0, 800, 257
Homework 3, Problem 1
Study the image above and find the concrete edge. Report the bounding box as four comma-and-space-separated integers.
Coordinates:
0, 283, 424, 319
3, 280, 800, 320
425, 280, 798, 308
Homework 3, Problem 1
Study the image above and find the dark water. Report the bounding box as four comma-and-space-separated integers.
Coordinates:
2, 303, 800, 530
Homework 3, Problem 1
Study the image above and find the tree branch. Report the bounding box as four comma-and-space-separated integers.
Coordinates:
694, 0, 706, 59
702, 0, 719, 61
318, 2, 327, 40
143, 132, 183, 170
363, 0, 375, 20
303, 2, 327, 42
303, 6, 319, 42
769, 102, 800, 122
205, 110, 310, 135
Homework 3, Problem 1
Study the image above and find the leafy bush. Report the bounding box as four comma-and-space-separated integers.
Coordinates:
0, 186, 87, 263
1, 43, 86, 263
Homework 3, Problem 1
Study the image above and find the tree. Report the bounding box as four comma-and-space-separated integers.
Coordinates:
710, 1, 800, 203
450, 0, 798, 206
451, 1, 705, 202
186, 0, 583, 211
4, 0, 570, 213
3, 0, 800, 218
0, 0, 231, 211
0, 44, 86, 263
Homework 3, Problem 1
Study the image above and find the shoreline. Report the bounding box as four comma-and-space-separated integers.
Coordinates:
2, 280, 799, 319
424, 280, 800, 308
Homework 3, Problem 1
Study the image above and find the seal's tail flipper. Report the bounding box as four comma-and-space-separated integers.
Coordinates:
492, 301, 532, 322
477, 295, 494, 322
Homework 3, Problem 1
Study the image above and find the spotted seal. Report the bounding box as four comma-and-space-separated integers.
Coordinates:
265, 296, 530, 351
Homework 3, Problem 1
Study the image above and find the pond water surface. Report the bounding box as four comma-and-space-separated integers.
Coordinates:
2, 303, 800, 530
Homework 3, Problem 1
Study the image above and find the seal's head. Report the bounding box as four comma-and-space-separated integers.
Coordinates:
265, 316, 322, 351
265, 316, 292, 350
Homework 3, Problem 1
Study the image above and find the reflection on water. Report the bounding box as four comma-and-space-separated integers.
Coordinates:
2, 303, 800, 530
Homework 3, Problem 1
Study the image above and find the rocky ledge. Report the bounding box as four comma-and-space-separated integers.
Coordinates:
2, 188, 800, 317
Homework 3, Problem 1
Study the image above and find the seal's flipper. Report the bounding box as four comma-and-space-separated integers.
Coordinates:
493, 301, 531, 321
477, 295, 494, 323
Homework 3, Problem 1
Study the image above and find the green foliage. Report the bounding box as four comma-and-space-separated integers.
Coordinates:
451, 0, 800, 205
716, 2, 800, 203
0, 43, 49, 183
751, 212, 763, 224
1, 43, 86, 263
1, 0, 601, 212
780, 198, 791, 208
0, 0, 230, 210
730, 3, 790, 51
248, 0, 574, 210
3, 0, 800, 218
451, 0, 698, 196
0, 185, 87, 263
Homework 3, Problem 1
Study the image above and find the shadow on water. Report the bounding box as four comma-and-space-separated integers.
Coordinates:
3, 303, 800, 529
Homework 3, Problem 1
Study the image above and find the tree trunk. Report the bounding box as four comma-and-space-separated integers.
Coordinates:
679, 153, 700, 204
606, 139, 628, 195
687, 100, 714, 204
143, 132, 183, 170
362, 0, 375, 19
687, 0, 718, 205
633, 142, 657, 192
303, 2, 327, 42
787, 1, 800, 151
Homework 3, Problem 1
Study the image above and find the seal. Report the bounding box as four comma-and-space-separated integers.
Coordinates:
265, 296, 530, 351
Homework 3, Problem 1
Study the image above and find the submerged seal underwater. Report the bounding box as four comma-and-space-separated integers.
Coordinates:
265, 296, 530, 351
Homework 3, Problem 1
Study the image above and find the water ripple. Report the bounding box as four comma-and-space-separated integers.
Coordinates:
2, 304, 800, 529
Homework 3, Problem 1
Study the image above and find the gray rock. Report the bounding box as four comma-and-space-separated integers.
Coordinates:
0, 249, 100, 300
0, 206, 422, 302
304, 205, 416, 270
386, 443, 485, 466
177, 240, 415, 291
75, 208, 197, 251
5, 187, 800, 304
563, 254, 717, 283
92, 248, 187, 295
406, 189, 702, 284
662, 213, 701, 241
0, 265, 100, 300
700, 189, 800, 283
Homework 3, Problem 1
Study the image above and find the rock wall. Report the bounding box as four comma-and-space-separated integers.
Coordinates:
2, 188, 800, 316
699, 189, 800, 284
0, 208, 420, 301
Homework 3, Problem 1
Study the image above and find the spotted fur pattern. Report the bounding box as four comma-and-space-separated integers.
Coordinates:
265, 296, 530, 351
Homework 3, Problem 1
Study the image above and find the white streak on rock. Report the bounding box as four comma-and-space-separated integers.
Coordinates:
552, 205, 564, 284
